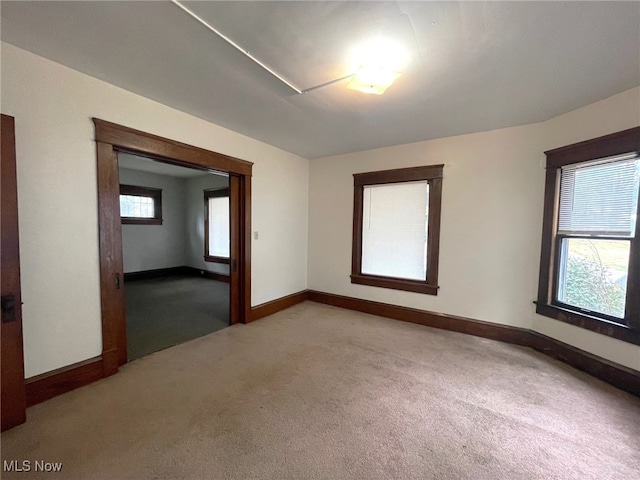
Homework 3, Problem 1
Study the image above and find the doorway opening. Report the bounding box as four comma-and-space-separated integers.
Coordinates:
118, 153, 231, 360
94, 119, 252, 376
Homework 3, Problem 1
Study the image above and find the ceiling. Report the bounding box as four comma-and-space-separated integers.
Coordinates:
119, 152, 227, 178
2, 1, 639, 159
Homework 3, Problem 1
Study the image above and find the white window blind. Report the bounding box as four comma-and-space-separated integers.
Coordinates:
558, 154, 640, 236
208, 196, 230, 257
361, 181, 429, 280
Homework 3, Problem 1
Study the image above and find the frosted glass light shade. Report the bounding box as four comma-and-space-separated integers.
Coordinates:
347, 66, 401, 95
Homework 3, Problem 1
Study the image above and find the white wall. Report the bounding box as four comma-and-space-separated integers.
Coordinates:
1, 43, 309, 378
184, 173, 230, 275
119, 168, 187, 273
309, 87, 640, 371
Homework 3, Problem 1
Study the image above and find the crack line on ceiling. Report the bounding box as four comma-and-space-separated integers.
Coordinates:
171, 0, 304, 94
171, 0, 357, 96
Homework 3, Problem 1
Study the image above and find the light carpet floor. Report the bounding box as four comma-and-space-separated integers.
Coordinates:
1, 301, 639, 479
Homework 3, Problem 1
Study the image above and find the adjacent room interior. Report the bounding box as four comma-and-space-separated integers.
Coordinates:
1, 1, 639, 479
118, 154, 231, 360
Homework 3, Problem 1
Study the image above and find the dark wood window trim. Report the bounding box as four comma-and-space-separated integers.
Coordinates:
536, 126, 640, 345
204, 256, 231, 264
351, 164, 443, 295
204, 188, 230, 263
119, 184, 162, 225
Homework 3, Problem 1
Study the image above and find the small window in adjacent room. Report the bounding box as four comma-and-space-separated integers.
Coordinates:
536, 127, 640, 344
351, 165, 443, 295
204, 188, 230, 263
120, 184, 162, 225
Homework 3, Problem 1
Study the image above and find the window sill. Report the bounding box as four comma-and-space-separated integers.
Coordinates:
350, 274, 437, 295
204, 255, 230, 264
121, 218, 162, 225
535, 302, 640, 346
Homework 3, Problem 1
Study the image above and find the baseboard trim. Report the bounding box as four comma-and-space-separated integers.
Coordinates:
23, 290, 639, 408
124, 266, 230, 283
250, 290, 309, 322
124, 266, 187, 282
307, 290, 640, 397
528, 332, 640, 396
25, 356, 104, 406
183, 266, 230, 283
307, 290, 531, 345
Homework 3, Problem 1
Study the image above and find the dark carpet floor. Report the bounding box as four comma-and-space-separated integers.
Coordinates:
124, 275, 229, 360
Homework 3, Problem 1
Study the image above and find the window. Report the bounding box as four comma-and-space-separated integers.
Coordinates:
351, 165, 443, 295
537, 127, 640, 345
119, 184, 162, 225
204, 188, 230, 263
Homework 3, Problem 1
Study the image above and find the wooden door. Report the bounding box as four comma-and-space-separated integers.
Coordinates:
1, 114, 27, 431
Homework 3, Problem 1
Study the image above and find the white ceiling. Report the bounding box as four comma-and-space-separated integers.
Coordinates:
2, 1, 639, 159
118, 152, 226, 178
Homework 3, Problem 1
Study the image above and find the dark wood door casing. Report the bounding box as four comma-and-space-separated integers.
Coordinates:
229, 176, 241, 324
93, 119, 253, 375
96, 141, 127, 373
1, 114, 27, 431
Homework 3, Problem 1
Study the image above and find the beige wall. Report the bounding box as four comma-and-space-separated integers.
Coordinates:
1, 43, 309, 378
309, 87, 640, 371
309, 124, 545, 329
534, 88, 640, 370
120, 168, 232, 275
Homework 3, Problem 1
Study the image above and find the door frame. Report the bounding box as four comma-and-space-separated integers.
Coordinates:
93, 118, 252, 376
1, 114, 27, 431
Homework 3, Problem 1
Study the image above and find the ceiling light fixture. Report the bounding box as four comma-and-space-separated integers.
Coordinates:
347, 38, 410, 95
346, 66, 402, 95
